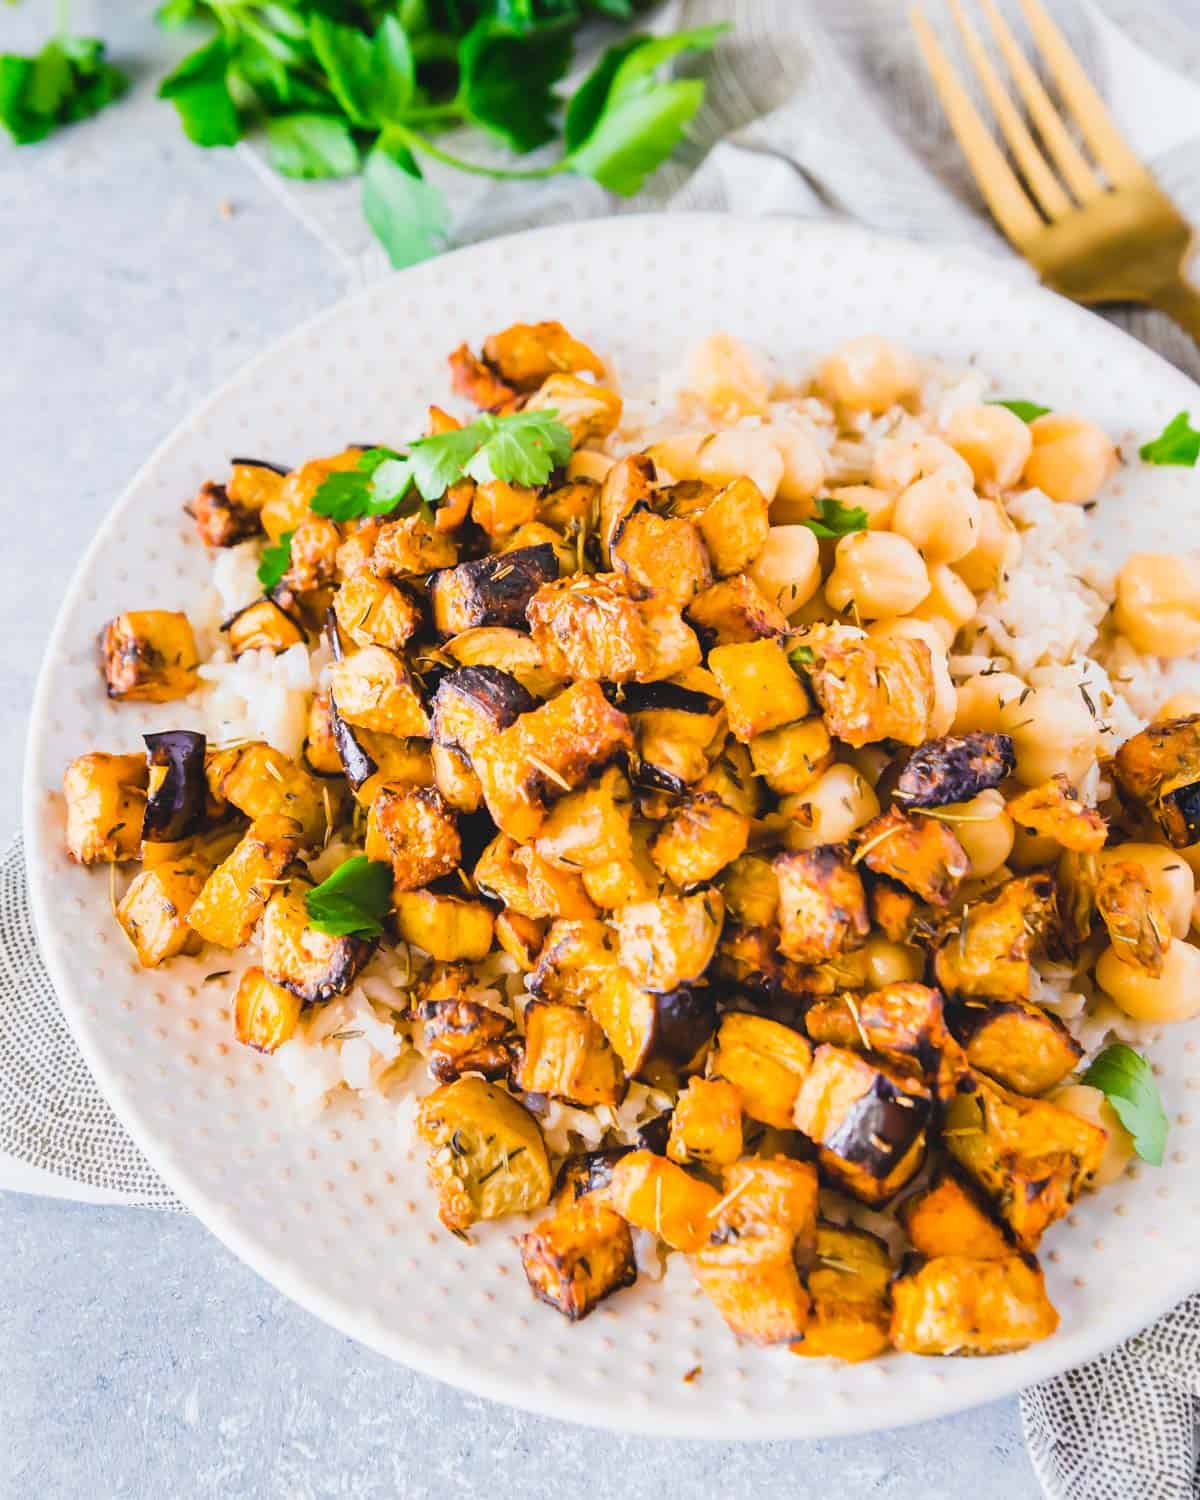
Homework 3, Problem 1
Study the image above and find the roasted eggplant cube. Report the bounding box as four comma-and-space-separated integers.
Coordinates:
334, 573, 422, 652
117, 858, 207, 967
1096, 859, 1170, 977
667, 1078, 743, 1167
417, 996, 512, 1083
417, 1077, 552, 1232
718, 854, 780, 929
474, 680, 633, 842
190, 479, 262, 548
223, 597, 305, 658
749, 719, 833, 797
482, 320, 606, 390
934, 873, 1057, 1001
304, 693, 343, 777
431, 666, 537, 758
431, 544, 559, 636
530, 918, 620, 1007
613, 889, 724, 993
520, 1198, 637, 1321
774, 846, 870, 965
364, 783, 461, 892
611, 508, 711, 608
890, 1253, 1059, 1356
899, 1165, 1012, 1260
516, 1001, 626, 1108
524, 372, 623, 448
371, 514, 457, 580
650, 794, 749, 890
944, 1073, 1108, 1248
64, 751, 149, 864
686, 573, 787, 646
707, 1012, 813, 1130
894, 732, 1016, 808
632, 697, 725, 793
708, 640, 812, 742
945, 997, 1082, 1096
494, 909, 546, 971
1007, 774, 1107, 853
329, 647, 430, 738
1113, 715, 1200, 847
527, 573, 653, 683
233, 965, 303, 1053
431, 742, 483, 814
142, 730, 208, 844
793, 1223, 892, 1363
804, 982, 948, 1074
262, 881, 375, 1005
448, 341, 518, 410
206, 741, 328, 845
99, 611, 198, 702
187, 815, 302, 949
856, 808, 969, 907
674, 476, 770, 578
474, 832, 596, 922
534, 765, 634, 873
554, 1147, 627, 1209
393, 888, 495, 962
608, 1150, 721, 1251
793, 1045, 930, 1206
808, 631, 936, 748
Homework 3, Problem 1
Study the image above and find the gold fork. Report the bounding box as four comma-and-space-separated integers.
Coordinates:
910, 0, 1200, 340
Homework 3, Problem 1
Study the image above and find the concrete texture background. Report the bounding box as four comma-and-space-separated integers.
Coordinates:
3, 1, 1196, 1493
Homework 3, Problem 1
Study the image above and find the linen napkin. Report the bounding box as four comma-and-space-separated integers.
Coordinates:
6, 1, 1200, 1492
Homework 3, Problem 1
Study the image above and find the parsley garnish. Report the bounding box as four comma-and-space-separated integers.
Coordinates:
257, 530, 295, 592
0, 32, 127, 144
788, 644, 816, 674
1139, 411, 1200, 467
311, 411, 572, 524
1082, 1043, 1168, 1165
988, 399, 1051, 423
304, 856, 393, 938
802, 498, 868, 539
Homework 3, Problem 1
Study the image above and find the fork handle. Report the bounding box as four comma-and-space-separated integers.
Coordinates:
1149, 274, 1200, 343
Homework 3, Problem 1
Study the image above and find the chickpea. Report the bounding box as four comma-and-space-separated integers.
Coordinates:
684, 332, 770, 418
649, 429, 784, 504
825, 531, 930, 619
953, 671, 1025, 734
944, 402, 1032, 491
790, 589, 843, 628
999, 683, 1101, 787
871, 433, 973, 493
831, 483, 895, 531
1114, 553, 1200, 659
1023, 412, 1116, 504
845, 744, 892, 788
1155, 692, 1200, 722
782, 763, 880, 851
863, 932, 925, 988
747, 526, 822, 617
817, 335, 921, 415
567, 450, 613, 484
766, 425, 826, 512
1009, 822, 1061, 871
953, 497, 1021, 594
1096, 843, 1195, 939
869, 617, 955, 736
1051, 1084, 1133, 1188
910, 563, 978, 647
892, 471, 982, 565
937, 789, 1013, 878
1096, 936, 1200, 1022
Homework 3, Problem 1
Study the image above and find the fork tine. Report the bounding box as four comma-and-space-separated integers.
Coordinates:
909, 6, 1043, 247
947, 0, 1070, 220
1017, 0, 1144, 186
978, 0, 1101, 203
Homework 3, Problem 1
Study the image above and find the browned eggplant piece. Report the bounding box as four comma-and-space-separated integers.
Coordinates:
448, 341, 519, 410
613, 889, 724, 993
303, 693, 343, 778
221, 596, 306, 657
1096, 859, 1170, 976
792, 1222, 892, 1363
1113, 715, 1200, 847
142, 730, 207, 843
98, 610, 199, 702
189, 479, 262, 547
804, 982, 949, 1076
666, 1077, 743, 1166
261, 879, 376, 1005
945, 997, 1082, 1096
934, 873, 1058, 1001
117, 857, 207, 967
686, 573, 788, 646
320, 609, 378, 792
608, 1150, 721, 1251
1007, 774, 1107, 853
894, 732, 1016, 808
430, 665, 537, 755
943, 1071, 1108, 1248
482, 321, 606, 390
63, 751, 149, 864
627, 682, 725, 796
364, 783, 461, 893
611, 505, 711, 607
554, 1147, 628, 1208
650, 793, 750, 889
707, 1011, 813, 1128
774, 846, 870, 964
520, 1198, 637, 1321
473, 832, 596, 921
890, 1252, 1059, 1355
430, 544, 559, 636
515, 1000, 626, 1107
899, 1163, 1013, 1260
186, 815, 303, 949
855, 808, 970, 907
233, 966, 303, 1053
793, 1044, 930, 1205
417, 995, 513, 1083
869, 879, 939, 947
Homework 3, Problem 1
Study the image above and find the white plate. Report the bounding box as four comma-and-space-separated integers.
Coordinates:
24, 216, 1200, 1439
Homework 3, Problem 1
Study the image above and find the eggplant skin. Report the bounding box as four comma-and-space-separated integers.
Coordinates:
555, 1147, 628, 1205
431, 665, 538, 754
824, 1070, 931, 1178
142, 730, 208, 842
617, 681, 722, 716
228, 456, 290, 475
651, 987, 717, 1068
1162, 781, 1200, 847
894, 733, 1016, 808
431, 544, 559, 635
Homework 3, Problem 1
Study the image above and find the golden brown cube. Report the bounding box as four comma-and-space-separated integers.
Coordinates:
934, 874, 1057, 1002
774, 846, 869, 965
190, 477, 263, 548
890, 1253, 1059, 1356
206, 741, 328, 845
187, 815, 302, 949
371, 514, 457, 579
527, 574, 653, 683
520, 1198, 637, 1321
804, 983, 949, 1074
283, 515, 341, 592
334, 573, 422, 651
707, 1012, 812, 1129
613, 889, 724, 993
808, 630, 936, 748
262, 880, 375, 1004
945, 997, 1082, 1096
717, 854, 780, 929
667, 1078, 743, 1167
792, 1223, 891, 1364
708, 640, 812, 742
417, 993, 512, 1084
686, 573, 787, 646
899, 1166, 1012, 1261
650, 794, 749, 889
856, 808, 970, 907
99, 611, 198, 702
611, 508, 711, 608
393, 888, 494, 962
608, 1150, 721, 1252
63, 751, 148, 864
674, 476, 770, 577
535, 767, 634, 871
223, 597, 305, 658
117, 857, 208, 967
233, 965, 304, 1053
364, 783, 461, 893
748, 718, 833, 796
482, 321, 606, 391
1007, 774, 1107, 853
473, 833, 596, 921
515, 1001, 626, 1107
329, 646, 430, 739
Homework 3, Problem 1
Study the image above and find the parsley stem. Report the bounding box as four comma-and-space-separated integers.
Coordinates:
401, 102, 468, 126
396, 126, 565, 181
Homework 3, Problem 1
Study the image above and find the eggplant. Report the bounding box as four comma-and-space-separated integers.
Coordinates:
221, 596, 306, 657
618, 681, 722, 716
894, 732, 1016, 808
228, 456, 290, 474
556, 1148, 628, 1204
945, 997, 1082, 1096
431, 665, 537, 755
1162, 780, 1200, 847
142, 730, 207, 842
430, 544, 559, 636
823, 1069, 931, 1177
635, 1111, 674, 1156
650, 987, 717, 1068
322, 609, 378, 792
1113, 715, 1200, 847
261, 881, 375, 1005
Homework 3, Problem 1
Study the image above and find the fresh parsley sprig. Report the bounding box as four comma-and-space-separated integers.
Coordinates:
1082, 1043, 1168, 1166
988, 399, 1050, 423
0, 30, 127, 144
305, 855, 393, 938
802, 497, 868, 539
257, 528, 296, 591
1139, 411, 1200, 467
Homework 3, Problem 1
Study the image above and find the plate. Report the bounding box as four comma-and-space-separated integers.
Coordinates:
24, 215, 1200, 1439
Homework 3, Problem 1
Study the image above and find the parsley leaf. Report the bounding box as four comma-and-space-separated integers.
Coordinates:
309, 14, 413, 129
461, 409, 573, 486
305, 856, 393, 938
257, 530, 294, 592
158, 35, 240, 147
0, 35, 127, 145
361, 143, 450, 270
459, 17, 574, 153
788, 644, 815, 674
1082, 1043, 1168, 1166
1139, 411, 1200, 467
267, 113, 359, 179
311, 446, 411, 520
988, 399, 1050, 423
802, 497, 869, 539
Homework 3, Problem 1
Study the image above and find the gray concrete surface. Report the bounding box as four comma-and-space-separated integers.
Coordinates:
2, 0, 1194, 1494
